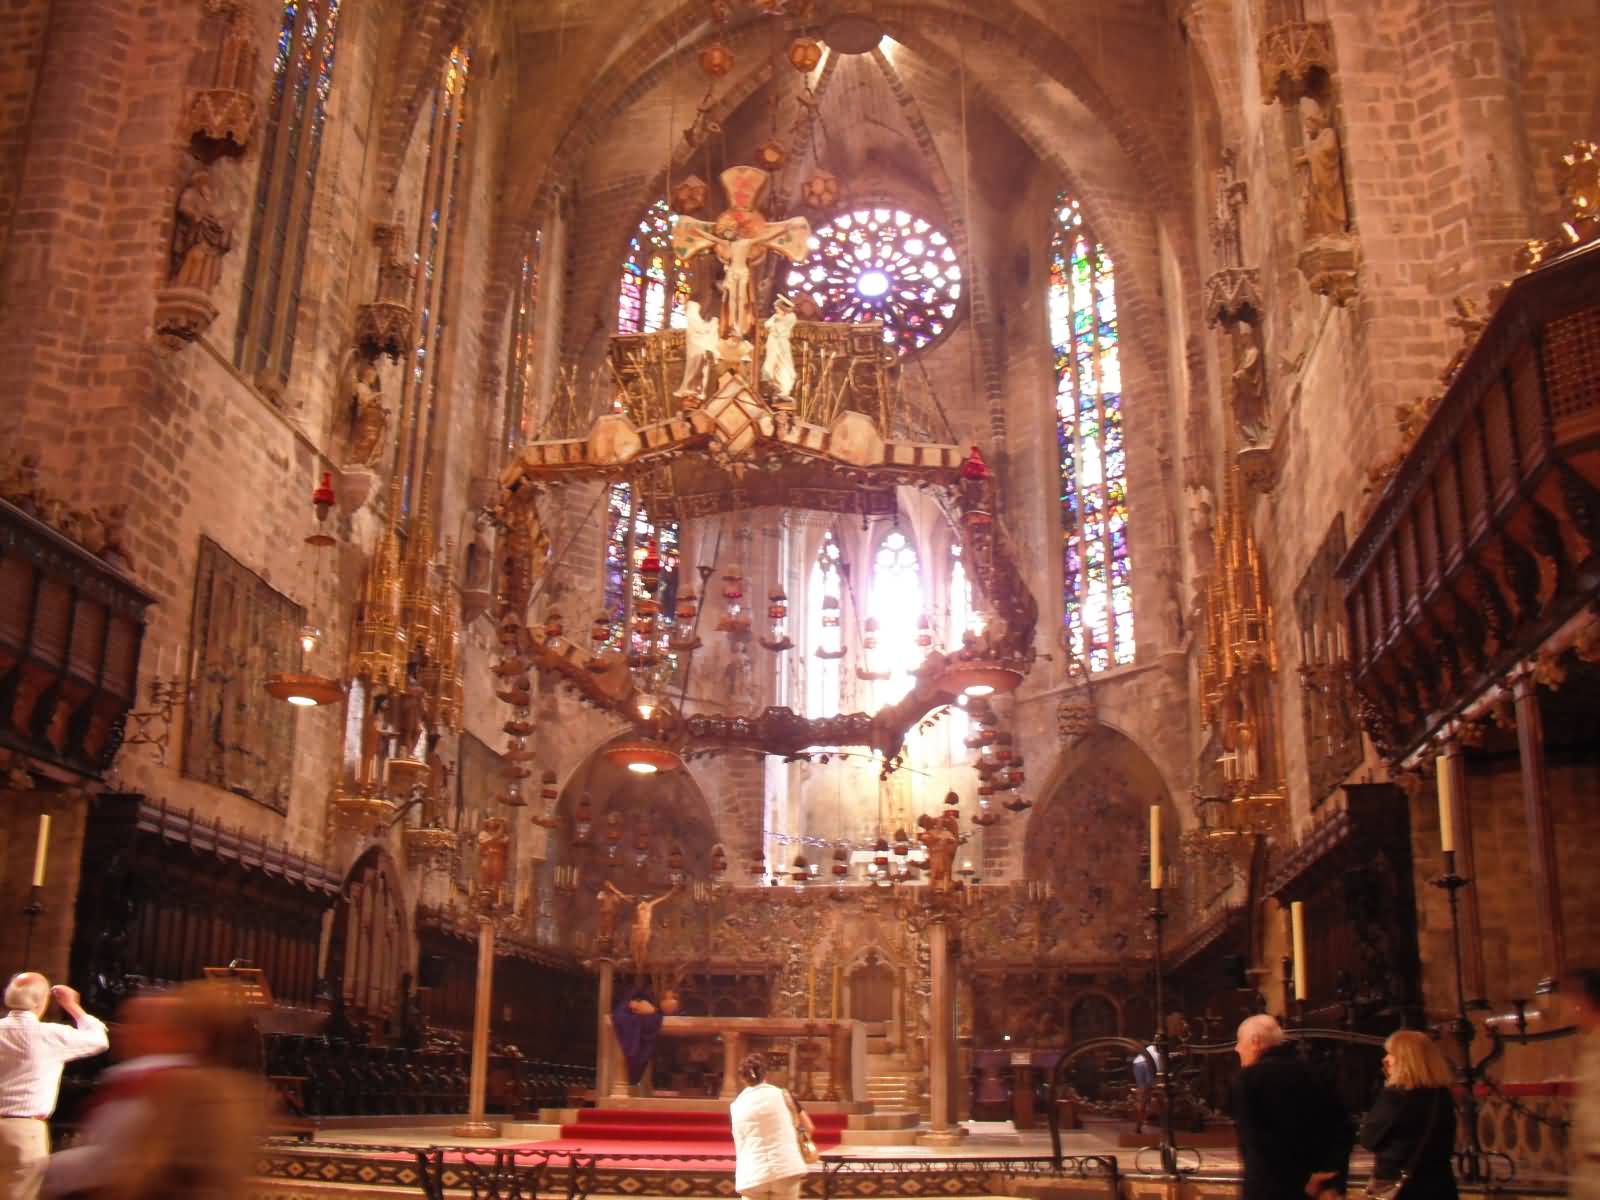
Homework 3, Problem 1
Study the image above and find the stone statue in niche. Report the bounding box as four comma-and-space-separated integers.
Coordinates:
358, 687, 389, 788
344, 360, 389, 468
425, 738, 452, 825
169, 169, 233, 292
1230, 322, 1268, 442
1296, 96, 1349, 238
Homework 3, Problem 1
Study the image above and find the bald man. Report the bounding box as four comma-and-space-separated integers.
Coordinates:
0, 973, 109, 1199
1233, 1014, 1352, 1200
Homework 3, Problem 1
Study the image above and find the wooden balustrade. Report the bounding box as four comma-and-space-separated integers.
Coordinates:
0, 498, 153, 778
1339, 244, 1600, 761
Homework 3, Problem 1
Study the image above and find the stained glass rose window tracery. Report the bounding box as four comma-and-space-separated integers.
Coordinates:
786, 208, 963, 353
1052, 194, 1133, 672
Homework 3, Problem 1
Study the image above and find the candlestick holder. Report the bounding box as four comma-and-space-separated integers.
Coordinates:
1429, 849, 1514, 1185
121, 677, 189, 765
21, 885, 43, 965
1140, 888, 1196, 1177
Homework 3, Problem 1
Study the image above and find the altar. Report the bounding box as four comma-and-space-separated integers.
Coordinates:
600, 1013, 868, 1108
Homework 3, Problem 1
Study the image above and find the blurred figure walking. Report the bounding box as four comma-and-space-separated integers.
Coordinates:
43, 981, 266, 1199
0, 974, 109, 1200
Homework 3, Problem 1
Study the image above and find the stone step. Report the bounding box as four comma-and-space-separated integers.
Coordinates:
836, 1127, 924, 1147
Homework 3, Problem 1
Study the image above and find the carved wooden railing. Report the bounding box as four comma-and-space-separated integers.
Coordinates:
1338, 244, 1600, 761
0, 498, 154, 778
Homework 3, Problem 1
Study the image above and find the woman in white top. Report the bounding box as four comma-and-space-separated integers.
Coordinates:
729, 1051, 814, 1200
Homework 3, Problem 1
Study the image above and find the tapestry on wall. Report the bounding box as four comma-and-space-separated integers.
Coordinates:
181, 536, 302, 813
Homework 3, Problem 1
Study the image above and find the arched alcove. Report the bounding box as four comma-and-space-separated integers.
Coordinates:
543, 738, 721, 959
1023, 726, 1175, 960
325, 845, 414, 1039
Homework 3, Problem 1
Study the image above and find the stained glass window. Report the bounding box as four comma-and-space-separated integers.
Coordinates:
869, 529, 923, 707
618, 201, 690, 334
503, 230, 542, 457
787, 208, 962, 353
806, 531, 843, 718
603, 482, 680, 651
398, 46, 470, 514
235, 0, 342, 387
1051, 195, 1133, 671
947, 542, 977, 750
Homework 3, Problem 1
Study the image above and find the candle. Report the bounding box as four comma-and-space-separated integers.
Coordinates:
807, 965, 816, 1018
1436, 754, 1456, 854
1300, 630, 1311, 662
1336, 625, 1347, 661
1291, 900, 1307, 1001
1149, 805, 1162, 890
32, 813, 50, 888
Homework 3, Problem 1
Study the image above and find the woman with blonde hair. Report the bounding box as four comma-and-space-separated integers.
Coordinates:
1357, 1030, 1458, 1200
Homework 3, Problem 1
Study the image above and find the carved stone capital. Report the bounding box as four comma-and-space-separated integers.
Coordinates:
1258, 20, 1334, 104
1236, 441, 1278, 494
153, 286, 219, 351
1296, 233, 1360, 305
188, 88, 257, 156
1203, 266, 1263, 328
354, 300, 413, 362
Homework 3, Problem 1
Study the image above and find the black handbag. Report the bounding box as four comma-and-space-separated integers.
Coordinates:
1363, 1090, 1443, 1200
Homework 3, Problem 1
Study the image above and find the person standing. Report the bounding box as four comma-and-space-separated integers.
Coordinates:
1358, 1030, 1457, 1200
730, 1052, 813, 1200
0, 974, 109, 1199
43, 982, 266, 1199
1233, 1014, 1353, 1200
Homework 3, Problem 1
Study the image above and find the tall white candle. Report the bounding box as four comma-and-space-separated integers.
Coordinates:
32, 812, 50, 888
1291, 900, 1308, 1001
1436, 754, 1456, 854
1149, 805, 1162, 890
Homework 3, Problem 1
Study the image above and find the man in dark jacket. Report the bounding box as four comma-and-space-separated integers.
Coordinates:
1233, 1014, 1353, 1200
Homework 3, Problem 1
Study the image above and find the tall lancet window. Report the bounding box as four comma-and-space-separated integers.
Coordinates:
234, 0, 342, 387
603, 482, 679, 650
503, 230, 542, 457
806, 531, 843, 718
947, 541, 977, 750
869, 529, 922, 708
1051, 195, 1133, 671
617, 200, 690, 334
398, 46, 471, 514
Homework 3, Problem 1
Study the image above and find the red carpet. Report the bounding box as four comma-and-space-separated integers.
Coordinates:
558, 1107, 847, 1151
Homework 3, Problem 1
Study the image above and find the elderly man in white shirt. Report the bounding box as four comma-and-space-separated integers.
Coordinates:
0, 973, 109, 1199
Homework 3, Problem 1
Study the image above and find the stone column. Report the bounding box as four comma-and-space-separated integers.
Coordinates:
595, 959, 616, 1102
918, 916, 966, 1145
452, 916, 499, 1136
1512, 670, 1566, 992
720, 1030, 745, 1099
1437, 744, 1487, 1003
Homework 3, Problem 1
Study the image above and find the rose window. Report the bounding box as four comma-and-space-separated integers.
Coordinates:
787, 208, 963, 353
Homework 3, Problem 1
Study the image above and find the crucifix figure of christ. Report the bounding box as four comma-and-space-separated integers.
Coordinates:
670, 166, 811, 343
601, 880, 679, 969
